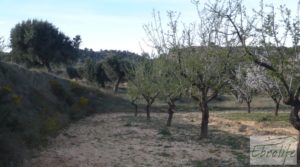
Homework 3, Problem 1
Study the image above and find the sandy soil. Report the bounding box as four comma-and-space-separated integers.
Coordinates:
24, 112, 297, 167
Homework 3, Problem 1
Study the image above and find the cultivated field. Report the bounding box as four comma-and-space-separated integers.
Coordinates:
24, 96, 296, 167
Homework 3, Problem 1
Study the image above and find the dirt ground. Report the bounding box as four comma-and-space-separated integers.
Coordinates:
24, 111, 298, 167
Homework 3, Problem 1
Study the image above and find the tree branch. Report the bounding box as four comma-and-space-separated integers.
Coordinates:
224, 13, 291, 95
207, 91, 218, 102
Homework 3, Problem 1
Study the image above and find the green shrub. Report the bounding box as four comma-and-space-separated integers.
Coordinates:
49, 80, 74, 106
158, 128, 171, 136
69, 106, 86, 121
70, 81, 85, 95
66, 66, 81, 79
49, 80, 65, 98
3, 109, 42, 147
83, 59, 96, 82
64, 94, 74, 106
43, 112, 62, 135
0, 85, 13, 100
69, 97, 90, 121
12, 95, 22, 105
0, 85, 22, 125
2, 85, 12, 93
79, 97, 89, 107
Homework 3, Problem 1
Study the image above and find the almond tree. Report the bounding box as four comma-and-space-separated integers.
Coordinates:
144, 9, 236, 138
155, 57, 187, 126
128, 59, 160, 120
208, 0, 300, 159
247, 66, 283, 116
127, 81, 140, 117
182, 47, 234, 138
230, 65, 257, 113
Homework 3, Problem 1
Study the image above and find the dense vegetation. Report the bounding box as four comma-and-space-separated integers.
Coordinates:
10, 20, 80, 72
78, 49, 141, 62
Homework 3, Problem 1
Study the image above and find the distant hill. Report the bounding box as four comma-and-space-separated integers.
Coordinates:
78, 49, 141, 62
0, 61, 131, 166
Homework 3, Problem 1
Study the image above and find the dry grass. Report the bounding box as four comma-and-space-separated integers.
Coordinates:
25, 107, 298, 167
23, 92, 299, 167
25, 112, 248, 167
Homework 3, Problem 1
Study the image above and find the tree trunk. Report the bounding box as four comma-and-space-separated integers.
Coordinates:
166, 102, 175, 127
133, 103, 138, 117
289, 104, 300, 162
289, 104, 300, 130
200, 103, 209, 138
297, 132, 300, 163
146, 104, 150, 120
131, 98, 138, 117
113, 76, 122, 93
275, 101, 279, 116
247, 101, 251, 113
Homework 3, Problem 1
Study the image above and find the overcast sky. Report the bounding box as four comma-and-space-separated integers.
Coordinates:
0, 0, 298, 54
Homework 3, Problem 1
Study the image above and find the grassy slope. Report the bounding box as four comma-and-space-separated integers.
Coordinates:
0, 62, 131, 166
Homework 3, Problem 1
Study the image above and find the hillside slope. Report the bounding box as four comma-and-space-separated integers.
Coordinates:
0, 62, 130, 167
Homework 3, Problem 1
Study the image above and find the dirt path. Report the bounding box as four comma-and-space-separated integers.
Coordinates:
25, 112, 296, 167
25, 112, 243, 167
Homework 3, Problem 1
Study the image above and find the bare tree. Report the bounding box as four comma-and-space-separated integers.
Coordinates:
127, 85, 139, 117
155, 57, 187, 126
143, 8, 236, 138
230, 64, 257, 113
128, 59, 160, 120
247, 65, 283, 116
208, 0, 300, 159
